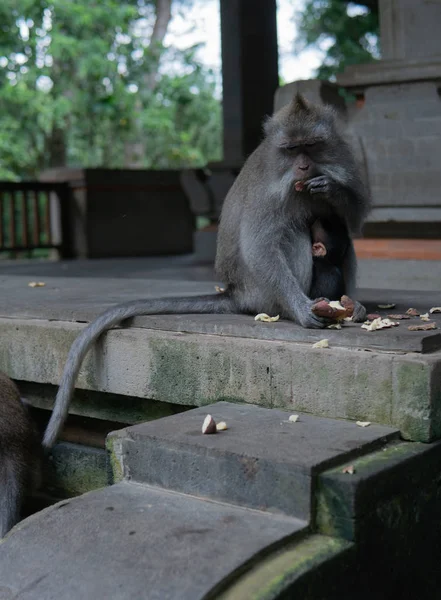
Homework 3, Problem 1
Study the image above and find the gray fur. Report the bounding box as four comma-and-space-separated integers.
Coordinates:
42, 294, 234, 449
42, 92, 370, 450
0, 373, 41, 538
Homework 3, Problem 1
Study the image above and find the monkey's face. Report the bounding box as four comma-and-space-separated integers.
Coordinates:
290, 146, 320, 182
265, 92, 344, 186
277, 140, 322, 183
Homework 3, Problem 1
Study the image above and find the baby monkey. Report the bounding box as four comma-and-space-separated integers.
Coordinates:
310, 217, 349, 301
0, 372, 41, 537
295, 179, 350, 301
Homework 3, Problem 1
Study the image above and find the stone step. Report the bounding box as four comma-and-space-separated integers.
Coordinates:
358, 259, 441, 292
0, 482, 307, 600
108, 402, 399, 521
1, 275, 441, 442
3, 409, 441, 599
316, 437, 441, 544
210, 435, 441, 599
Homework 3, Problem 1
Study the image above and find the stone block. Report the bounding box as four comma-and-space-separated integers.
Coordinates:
391, 354, 441, 441
301, 439, 441, 599
108, 402, 398, 520
337, 58, 441, 88
380, 0, 441, 62
316, 439, 441, 595
40, 168, 195, 259
274, 80, 346, 114
0, 482, 305, 600
346, 82, 441, 227
193, 230, 217, 262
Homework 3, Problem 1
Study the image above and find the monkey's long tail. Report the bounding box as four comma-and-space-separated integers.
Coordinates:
42, 293, 234, 449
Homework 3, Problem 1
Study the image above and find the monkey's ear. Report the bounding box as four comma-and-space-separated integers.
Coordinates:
291, 92, 310, 113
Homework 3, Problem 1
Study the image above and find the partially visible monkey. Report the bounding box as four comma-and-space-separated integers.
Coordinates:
0, 372, 41, 537
310, 216, 349, 301
41, 93, 370, 449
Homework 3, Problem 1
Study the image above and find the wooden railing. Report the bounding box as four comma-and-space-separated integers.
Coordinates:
0, 182, 71, 258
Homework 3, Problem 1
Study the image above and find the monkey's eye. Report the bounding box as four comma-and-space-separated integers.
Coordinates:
306, 139, 325, 149
283, 145, 304, 155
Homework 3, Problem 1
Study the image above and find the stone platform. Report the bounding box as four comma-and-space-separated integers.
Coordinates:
0, 252, 441, 290
0, 274, 440, 442
2, 403, 441, 599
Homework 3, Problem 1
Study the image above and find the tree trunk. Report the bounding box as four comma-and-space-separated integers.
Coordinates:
144, 0, 172, 92
47, 126, 67, 168
125, 0, 173, 167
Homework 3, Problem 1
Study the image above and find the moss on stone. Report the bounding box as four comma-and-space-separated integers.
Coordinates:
315, 441, 429, 541
393, 360, 431, 441
106, 434, 125, 484
215, 534, 353, 600
45, 442, 107, 497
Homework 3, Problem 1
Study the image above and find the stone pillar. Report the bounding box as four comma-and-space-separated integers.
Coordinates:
273, 79, 346, 115
337, 0, 441, 237
380, 0, 441, 62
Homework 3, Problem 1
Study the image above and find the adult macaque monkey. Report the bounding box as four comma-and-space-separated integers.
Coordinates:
0, 373, 41, 537
42, 93, 370, 449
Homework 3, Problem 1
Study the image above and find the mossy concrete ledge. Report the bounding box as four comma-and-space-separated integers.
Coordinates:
1, 316, 441, 441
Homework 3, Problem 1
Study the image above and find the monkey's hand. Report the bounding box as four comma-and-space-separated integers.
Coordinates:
352, 301, 367, 323
305, 175, 337, 198
296, 299, 334, 329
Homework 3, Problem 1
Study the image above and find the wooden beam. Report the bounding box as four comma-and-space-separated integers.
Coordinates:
220, 0, 279, 164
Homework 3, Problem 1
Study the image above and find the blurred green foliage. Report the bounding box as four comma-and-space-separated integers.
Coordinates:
0, 0, 222, 180
296, 0, 380, 81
